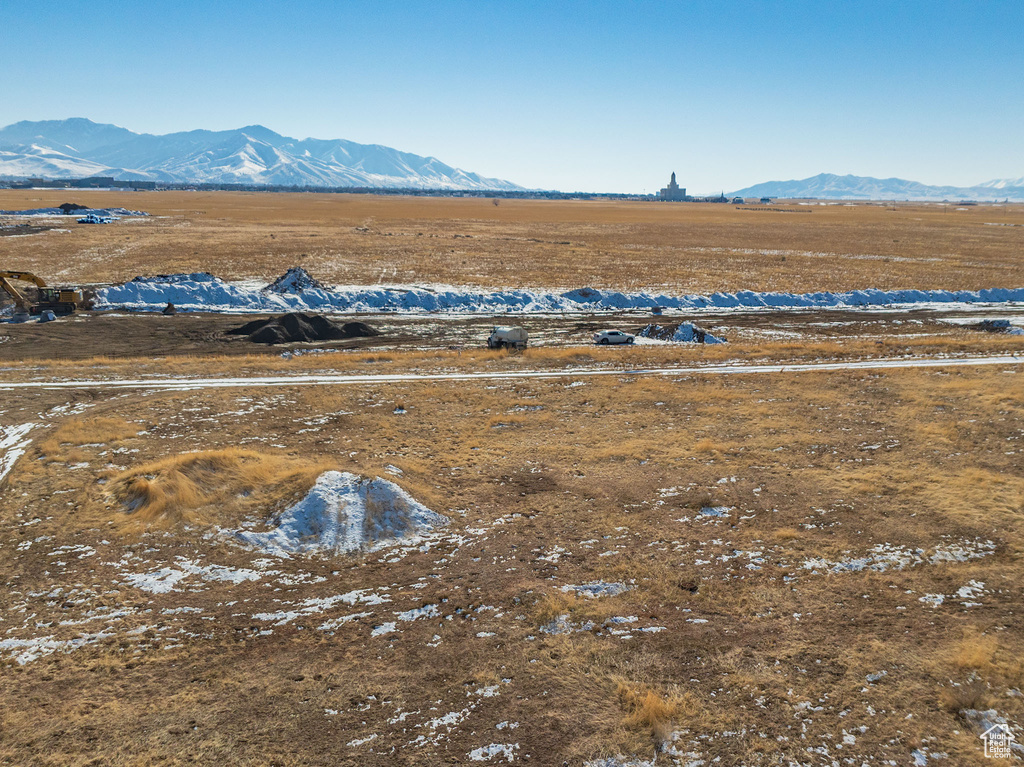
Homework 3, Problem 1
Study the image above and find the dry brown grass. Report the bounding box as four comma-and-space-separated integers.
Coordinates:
616, 680, 700, 746
691, 437, 719, 455
100, 448, 327, 531
1, 344, 1023, 765
938, 677, 991, 714
772, 526, 802, 541
36, 416, 140, 463
4, 185, 1024, 766
953, 629, 1000, 672
3, 190, 1024, 295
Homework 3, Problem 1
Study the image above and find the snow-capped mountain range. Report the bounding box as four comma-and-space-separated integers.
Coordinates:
731, 173, 1024, 202
2, 119, 1020, 199
0, 118, 524, 190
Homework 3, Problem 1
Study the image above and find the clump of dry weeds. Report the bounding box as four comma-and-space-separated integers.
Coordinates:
100, 448, 329, 530
616, 679, 700, 748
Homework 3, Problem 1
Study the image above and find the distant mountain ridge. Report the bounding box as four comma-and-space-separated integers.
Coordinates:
731, 173, 1024, 202
0, 118, 524, 191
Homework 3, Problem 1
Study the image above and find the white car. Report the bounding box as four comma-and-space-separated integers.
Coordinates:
593, 329, 635, 345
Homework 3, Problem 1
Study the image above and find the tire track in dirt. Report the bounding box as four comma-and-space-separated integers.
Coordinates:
0, 353, 1020, 392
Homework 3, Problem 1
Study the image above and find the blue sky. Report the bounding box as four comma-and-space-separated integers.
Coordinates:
2, 1, 1022, 192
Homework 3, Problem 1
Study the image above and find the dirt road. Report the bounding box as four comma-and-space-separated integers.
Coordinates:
1, 352, 1019, 391
2, 305, 1022, 361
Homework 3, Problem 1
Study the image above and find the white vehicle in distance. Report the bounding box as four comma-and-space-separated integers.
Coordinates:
593, 329, 635, 345
487, 325, 528, 350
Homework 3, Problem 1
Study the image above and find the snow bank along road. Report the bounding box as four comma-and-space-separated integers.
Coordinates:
1, 354, 1020, 392
97, 271, 1024, 314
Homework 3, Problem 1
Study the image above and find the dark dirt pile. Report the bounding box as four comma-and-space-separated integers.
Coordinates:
227, 313, 379, 345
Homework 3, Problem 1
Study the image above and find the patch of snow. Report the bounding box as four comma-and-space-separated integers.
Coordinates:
561, 581, 632, 598
699, 506, 733, 518
122, 558, 263, 593
318, 612, 374, 631
424, 707, 473, 730
585, 757, 656, 767
802, 539, 995, 574
256, 589, 391, 627
0, 630, 114, 665
347, 733, 377, 746
396, 604, 440, 621
468, 743, 519, 762
121, 566, 192, 594
956, 580, 988, 605
0, 423, 36, 483
371, 622, 397, 637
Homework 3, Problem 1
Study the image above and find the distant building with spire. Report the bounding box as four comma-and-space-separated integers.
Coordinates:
658, 171, 688, 201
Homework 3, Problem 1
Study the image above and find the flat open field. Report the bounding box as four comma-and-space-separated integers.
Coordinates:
2, 190, 1023, 765
2, 190, 1023, 294
2, 361, 1023, 766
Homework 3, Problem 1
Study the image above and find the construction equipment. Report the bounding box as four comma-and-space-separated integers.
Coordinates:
487, 326, 528, 351
0, 271, 83, 316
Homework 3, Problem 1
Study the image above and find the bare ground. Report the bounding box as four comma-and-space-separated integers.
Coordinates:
1, 356, 1022, 765
1, 305, 1023, 362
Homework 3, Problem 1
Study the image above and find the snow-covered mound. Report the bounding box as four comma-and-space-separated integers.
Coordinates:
95, 272, 1024, 315
0, 207, 146, 217
638, 322, 725, 344
234, 471, 448, 557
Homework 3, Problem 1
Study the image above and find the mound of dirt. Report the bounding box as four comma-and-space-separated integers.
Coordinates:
234, 470, 449, 557
637, 322, 725, 344
227, 313, 379, 344
263, 267, 325, 294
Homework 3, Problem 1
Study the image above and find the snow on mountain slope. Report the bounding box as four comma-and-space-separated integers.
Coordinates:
731, 172, 1024, 201
0, 118, 524, 190
0, 144, 120, 180
976, 177, 1024, 190
0, 118, 137, 155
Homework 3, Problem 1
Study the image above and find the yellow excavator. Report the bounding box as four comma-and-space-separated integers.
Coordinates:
0, 271, 84, 316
